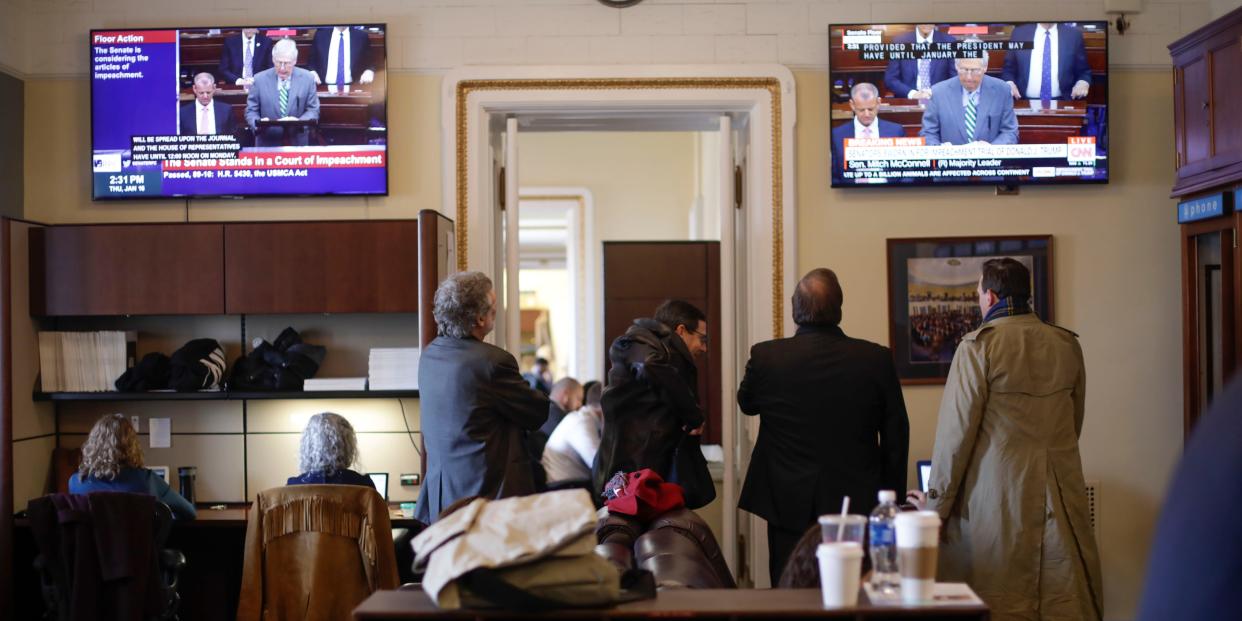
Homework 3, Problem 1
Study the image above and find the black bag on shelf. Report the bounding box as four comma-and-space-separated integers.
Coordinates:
169, 338, 227, 392
227, 327, 326, 391
114, 352, 171, 392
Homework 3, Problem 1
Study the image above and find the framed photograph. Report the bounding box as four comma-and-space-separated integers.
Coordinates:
887, 235, 1053, 384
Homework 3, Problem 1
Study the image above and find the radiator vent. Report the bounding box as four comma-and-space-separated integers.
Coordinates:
1084, 480, 1100, 540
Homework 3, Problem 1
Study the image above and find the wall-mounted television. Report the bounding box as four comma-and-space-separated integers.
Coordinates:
90, 24, 388, 200
828, 22, 1109, 188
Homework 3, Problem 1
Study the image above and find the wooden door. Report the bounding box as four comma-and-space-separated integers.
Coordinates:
603, 241, 722, 445
1181, 213, 1241, 435
30, 224, 225, 316
224, 220, 419, 314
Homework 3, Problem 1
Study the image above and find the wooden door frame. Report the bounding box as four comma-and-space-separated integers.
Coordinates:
1181, 213, 1240, 435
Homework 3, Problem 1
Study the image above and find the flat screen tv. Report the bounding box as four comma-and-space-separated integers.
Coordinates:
828, 21, 1109, 188
90, 24, 388, 200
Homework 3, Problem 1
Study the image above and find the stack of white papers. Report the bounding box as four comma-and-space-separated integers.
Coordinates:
368, 348, 419, 390
38, 331, 132, 392
304, 377, 368, 391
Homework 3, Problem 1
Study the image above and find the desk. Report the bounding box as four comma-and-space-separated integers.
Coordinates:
352, 588, 991, 621
831, 99, 1089, 144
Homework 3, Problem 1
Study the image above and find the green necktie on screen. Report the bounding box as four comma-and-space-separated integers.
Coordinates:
279, 80, 288, 117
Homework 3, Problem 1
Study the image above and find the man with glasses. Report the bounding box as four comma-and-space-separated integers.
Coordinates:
738, 268, 909, 586
245, 38, 320, 146
920, 47, 1018, 146
592, 299, 712, 505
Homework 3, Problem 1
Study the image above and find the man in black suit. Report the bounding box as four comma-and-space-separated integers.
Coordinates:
179, 73, 236, 136
217, 28, 273, 86
308, 26, 375, 86
593, 300, 709, 502
1001, 22, 1093, 100
738, 268, 909, 586
884, 24, 958, 99
414, 272, 550, 523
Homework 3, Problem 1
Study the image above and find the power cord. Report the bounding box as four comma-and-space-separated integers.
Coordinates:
398, 398, 422, 459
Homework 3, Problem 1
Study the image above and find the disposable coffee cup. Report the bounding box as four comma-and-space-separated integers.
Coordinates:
816, 542, 862, 608
817, 514, 867, 544
895, 511, 941, 604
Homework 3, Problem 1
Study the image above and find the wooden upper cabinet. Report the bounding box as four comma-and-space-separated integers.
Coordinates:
1170, 6, 1242, 197
30, 224, 225, 316
224, 221, 420, 314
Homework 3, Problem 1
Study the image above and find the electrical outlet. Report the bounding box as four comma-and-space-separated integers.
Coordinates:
400, 473, 420, 486
131, 416, 141, 432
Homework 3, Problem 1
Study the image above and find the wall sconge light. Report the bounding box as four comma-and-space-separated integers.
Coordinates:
1105, 0, 1143, 35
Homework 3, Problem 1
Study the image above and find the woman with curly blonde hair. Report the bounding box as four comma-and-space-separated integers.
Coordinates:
286, 412, 376, 489
69, 413, 196, 519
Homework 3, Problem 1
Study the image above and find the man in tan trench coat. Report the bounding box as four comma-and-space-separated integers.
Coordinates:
923, 258, 1103, 621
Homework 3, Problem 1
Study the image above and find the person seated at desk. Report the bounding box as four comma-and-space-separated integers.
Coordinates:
218, 27, 273, 87
541, 381, 603, 489
920, 48, 1018, 146
308, 26, 375, 87
884, 24, 958, 100
69, 413, 197, 520
287, 412, 376, 488
831, 82, 906, 174
179, 72, 236, 136
1001, 22, 1092, 101
244, 38, 320, 147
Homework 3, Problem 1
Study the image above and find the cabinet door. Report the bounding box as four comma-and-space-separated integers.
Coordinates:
1175, 56, 1211, 171
224, 221, 420, 314
31, 224, 225, 316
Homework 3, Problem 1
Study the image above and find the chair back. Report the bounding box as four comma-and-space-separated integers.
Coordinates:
236, 484, 399, 621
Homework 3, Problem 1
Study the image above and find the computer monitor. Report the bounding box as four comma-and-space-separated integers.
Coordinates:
917, 460, 932, 493
368, 472, 389, 500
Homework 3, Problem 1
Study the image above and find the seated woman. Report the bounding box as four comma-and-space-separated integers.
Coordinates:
69, 413, 197, 520
287, 412, 375, 488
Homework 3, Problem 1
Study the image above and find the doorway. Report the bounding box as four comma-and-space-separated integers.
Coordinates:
442, 65, 798, 586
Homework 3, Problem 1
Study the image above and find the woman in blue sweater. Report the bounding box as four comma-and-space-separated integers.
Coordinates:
287, 412, 376, 489
69, 413, 197, 520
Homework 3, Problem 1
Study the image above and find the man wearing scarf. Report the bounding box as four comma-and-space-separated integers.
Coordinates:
923, 257, 1103, 621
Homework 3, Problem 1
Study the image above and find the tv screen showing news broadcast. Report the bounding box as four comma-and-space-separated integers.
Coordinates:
90, 24, 388, 200
828, 21, 1109, 187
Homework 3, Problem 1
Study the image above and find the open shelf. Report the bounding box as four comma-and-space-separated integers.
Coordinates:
33, 390, 418, 402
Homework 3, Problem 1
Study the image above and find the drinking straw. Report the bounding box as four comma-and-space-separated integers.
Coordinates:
837, 496, 850, 541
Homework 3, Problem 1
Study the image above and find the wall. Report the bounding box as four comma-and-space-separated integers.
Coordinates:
0, 71, 21, 220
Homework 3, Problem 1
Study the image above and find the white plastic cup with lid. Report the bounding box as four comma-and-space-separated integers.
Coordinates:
895, 510, 941, 603
816, 542, 863, 608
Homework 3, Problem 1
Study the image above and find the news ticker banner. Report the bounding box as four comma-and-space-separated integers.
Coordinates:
93, 145, 388, 198
839, 28, 1030, 61
92, 30, 179, 151
837, 137, 1103, 183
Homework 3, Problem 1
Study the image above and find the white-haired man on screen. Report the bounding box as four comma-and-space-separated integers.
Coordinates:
919, 47, 1018, 146
244, 38, 320, 147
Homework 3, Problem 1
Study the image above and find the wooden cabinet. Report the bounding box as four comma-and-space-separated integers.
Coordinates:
1170, 6, 1242, 197
30, 224, 225, 316
223, 221, 420, 314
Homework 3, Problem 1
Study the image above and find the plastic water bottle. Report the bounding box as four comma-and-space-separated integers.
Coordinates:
869, 490, 900, 593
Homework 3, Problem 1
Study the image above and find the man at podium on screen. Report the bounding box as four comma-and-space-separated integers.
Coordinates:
245, 38, 320, 147
920, 50, 1018, 146
831, 83, 905, 174
179, 73, 236, 136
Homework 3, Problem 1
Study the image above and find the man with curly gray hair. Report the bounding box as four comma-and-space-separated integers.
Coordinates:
416, 271, 550, 523
287, 412, 376, 489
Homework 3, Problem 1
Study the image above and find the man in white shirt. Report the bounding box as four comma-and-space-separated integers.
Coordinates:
884, 24, 959, 100
179, 73, 236, 136
541, 382, 604, 487
831, 82, 906, 176
309, 26, 375, 87
1001, 22, 1093, 100
218, 28, 273, 86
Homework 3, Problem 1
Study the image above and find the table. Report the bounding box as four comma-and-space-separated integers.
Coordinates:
352, 588, 991, 621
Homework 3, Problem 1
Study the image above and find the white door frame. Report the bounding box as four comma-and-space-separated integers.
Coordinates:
441, 64, 798, 584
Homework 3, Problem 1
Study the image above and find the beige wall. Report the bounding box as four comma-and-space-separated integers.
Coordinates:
21, 64, 1185, 621
518, 131, 698, 241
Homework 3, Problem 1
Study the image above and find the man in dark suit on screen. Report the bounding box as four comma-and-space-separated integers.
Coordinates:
245, 38, 320, 146
831, 82, 906, 177
179, 72, 236, 136
738, 268, 909, 586
884, 24, 958, 99
1001, 22, 1092, 101
217, 28, 273, 86
308, 26, 375, 86
920, 48, 1019, 145
415, 272, 550, 523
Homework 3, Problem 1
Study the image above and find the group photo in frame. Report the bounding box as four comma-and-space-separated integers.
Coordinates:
886, 235, 1053, 384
